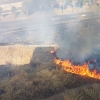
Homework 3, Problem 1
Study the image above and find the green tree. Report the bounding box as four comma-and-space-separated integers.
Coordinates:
0, 7, 2, 20
79, 0, 95, 4
0, 7, 2, 16
61, 0, 73, 13
11, 6, 17, 16
65, 0, 73, 4
88, 0, 96, 4
40, 0, 52, 11
22, 0, 31, 16
82, 0, 89, 3
22, 0, 40, 16
22, 0, 54, 15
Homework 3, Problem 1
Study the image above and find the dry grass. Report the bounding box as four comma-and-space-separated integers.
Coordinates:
0, 45, 57, 65
0, 46, 100, 100
62, 83, 100, 100
0, 63, 100, 100
0, 45, 35, 65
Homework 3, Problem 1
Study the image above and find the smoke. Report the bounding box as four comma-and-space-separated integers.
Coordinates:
1, 9, 100, 67
55, 20, 100, 65
29, 12, 55, 45
0, 12, 55, 45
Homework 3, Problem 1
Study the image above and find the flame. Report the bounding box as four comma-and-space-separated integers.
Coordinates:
51, 50, 100, 79
51, 50, 55, 54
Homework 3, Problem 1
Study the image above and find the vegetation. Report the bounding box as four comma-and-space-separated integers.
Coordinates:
0, 0, 98, 18
22, 0, 34, 16
21, 0, 98, 15
60, 83, 100, 100
0, 7, 2, 16
0, 61, 100, 100
65, 0, 73, 4
0, 45, 99, 100
0, 0, 100, 99
22, 0, 53, 16
11, 6, 17, 17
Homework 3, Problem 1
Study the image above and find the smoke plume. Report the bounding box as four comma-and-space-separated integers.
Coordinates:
55, 20, 100, 65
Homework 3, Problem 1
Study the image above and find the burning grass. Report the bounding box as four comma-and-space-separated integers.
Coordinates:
0, 47, 100, 100
51, 49, 100, 79
55, 59, 100, 80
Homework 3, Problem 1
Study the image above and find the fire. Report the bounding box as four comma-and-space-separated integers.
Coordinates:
51, 50, 100, 79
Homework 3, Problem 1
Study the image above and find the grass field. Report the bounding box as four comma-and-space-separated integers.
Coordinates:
0, 5, 100, 99
0, 47, 100, 100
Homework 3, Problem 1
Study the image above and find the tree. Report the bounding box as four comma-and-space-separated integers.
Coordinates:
0, 7, 2, 20
22, 0, 53, 15
22, 0, 40, 16
82, 0, 89, 4
75, 0, 84, 12
11, 6, 17, 17
79, 0, 95, 5
22, 0, 31, 16
40, 0, 52, 11
88, 0, 96, 5
0, 7, 2, 16
65, 0, 73, 5
63, 0, 73, 13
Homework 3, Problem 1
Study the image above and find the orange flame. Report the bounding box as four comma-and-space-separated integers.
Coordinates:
54, 57, 100, 80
